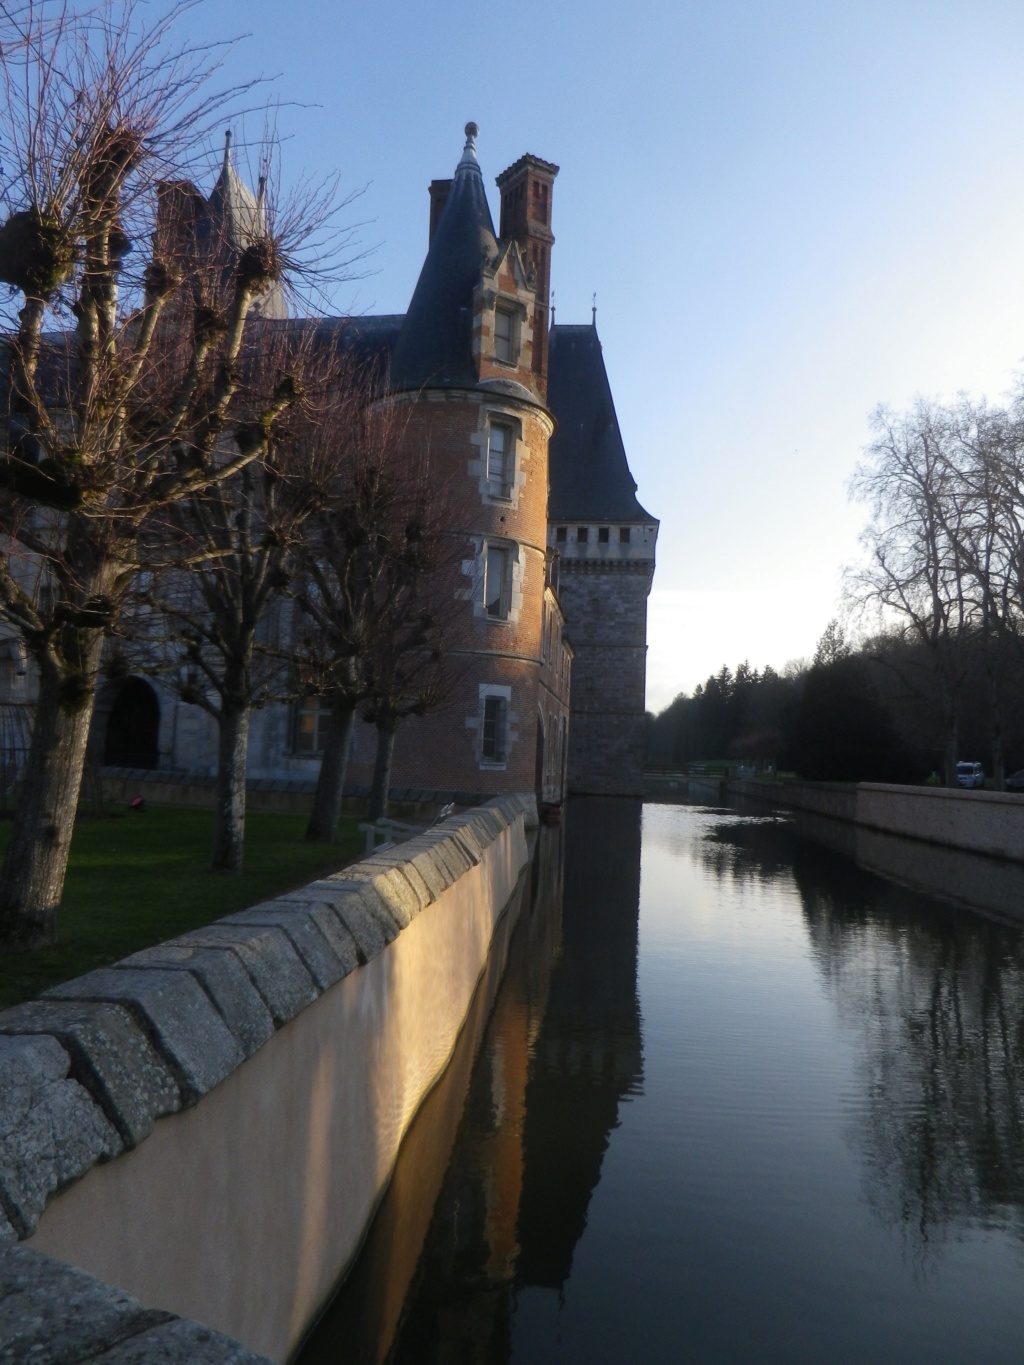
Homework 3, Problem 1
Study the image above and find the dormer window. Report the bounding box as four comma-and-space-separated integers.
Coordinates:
486, 421, 513, 498
494, 305, 516, 363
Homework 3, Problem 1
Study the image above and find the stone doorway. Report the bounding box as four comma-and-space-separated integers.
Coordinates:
102, 677, 160, 768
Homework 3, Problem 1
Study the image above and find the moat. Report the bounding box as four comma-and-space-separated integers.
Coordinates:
298, 797, 1024, 1365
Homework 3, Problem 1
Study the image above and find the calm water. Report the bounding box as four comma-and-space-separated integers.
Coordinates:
298, 798, 1024, 1364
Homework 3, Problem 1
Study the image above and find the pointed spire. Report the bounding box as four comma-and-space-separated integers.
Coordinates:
391, 122, 497, 392
456, 122, 481, 178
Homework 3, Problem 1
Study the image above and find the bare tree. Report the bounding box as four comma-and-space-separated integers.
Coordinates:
0, 2, 347, 946
136, 329, 337, 871
293, 383, 468, 834
848, 402, 975, 786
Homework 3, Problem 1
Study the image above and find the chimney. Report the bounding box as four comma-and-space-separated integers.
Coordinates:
428, 179, 453, 245
495, 153, 559, 388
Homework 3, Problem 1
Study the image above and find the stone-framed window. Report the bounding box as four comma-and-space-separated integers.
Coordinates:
466, 682, 514, 770
556, 525, 567, 543
494, 304, 517, 363
577, 526, 589, 544
598, 526, 610, 544
486, 420, 514, 499
293, 696, 330, 755
482, 694, 508, 763
470, 410, 525, 508
485, 543, 512, 619
620, 526, 631, 543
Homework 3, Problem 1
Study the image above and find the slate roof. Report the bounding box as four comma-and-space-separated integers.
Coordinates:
389, 127, 498, 393
547, 324, 654, 523
204, 133, 288, 321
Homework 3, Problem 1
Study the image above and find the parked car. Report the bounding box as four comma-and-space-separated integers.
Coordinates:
956, 761, 985, 789
1005, 770, 1024, 791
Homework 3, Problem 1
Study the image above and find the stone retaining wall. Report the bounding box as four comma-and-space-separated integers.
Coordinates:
728, 778, 1024, 861
0, 793, 536, 1363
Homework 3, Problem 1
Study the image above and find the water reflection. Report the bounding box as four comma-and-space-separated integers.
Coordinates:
300, 801, 1024, 1364
296, 798, 644, 1364
701, 812, 1024, 1261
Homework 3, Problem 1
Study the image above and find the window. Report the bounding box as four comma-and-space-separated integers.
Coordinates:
556, 526, 567, 543
294, 697, 330, 754
620, 526, 631, 544
482, 695, 508, 762
494, 306, 516, 363
485, 544, 511, 619
486, 422, 513, 498
598, 526, 610, 544
577, 526, 589, 544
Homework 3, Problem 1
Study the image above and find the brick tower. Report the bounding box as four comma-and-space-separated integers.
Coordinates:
546, 325, 658, 796
369, 125, 571, 802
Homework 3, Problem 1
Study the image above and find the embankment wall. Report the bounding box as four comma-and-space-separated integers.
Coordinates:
0, 794, 536, 1363
729, 779, 1024, 861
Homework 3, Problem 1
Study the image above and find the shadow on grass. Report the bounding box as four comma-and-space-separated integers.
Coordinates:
0, 806, 364, 1009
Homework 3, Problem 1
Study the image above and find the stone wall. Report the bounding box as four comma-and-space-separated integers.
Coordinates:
729, 778, 1024, 862
0, 794, 537, 1363
558, 561, 653, 796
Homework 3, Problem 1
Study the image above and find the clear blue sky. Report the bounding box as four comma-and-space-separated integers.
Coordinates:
183, 0, 1024, 710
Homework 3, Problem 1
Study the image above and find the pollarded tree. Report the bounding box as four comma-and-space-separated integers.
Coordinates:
0, 2, 345, 946
136, 330, 344, 872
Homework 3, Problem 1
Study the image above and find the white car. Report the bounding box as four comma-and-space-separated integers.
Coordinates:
956, 761, 985, 789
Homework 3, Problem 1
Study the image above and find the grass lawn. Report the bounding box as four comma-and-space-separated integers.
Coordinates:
0, 806, 364, 1010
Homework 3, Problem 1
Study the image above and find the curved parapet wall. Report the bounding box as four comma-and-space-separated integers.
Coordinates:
0, 793, 537, 1363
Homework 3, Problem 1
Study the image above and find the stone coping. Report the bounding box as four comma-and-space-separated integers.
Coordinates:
0, 792, 537, 1360
857, 781, 1024, 805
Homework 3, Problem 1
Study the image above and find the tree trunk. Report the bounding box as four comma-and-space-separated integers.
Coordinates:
212, 704, 250, 873
368, 719, 397, 822
305, 701, 356, 843
0, 655, 99, 950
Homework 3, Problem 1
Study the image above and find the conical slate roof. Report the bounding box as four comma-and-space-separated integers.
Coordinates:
390, 124, 497, 392
205, 132, 287, 320
547, 324, 654, 523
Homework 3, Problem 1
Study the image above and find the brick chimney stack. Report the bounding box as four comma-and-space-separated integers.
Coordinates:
428, 179, 453, 244
495, 153, 559, 388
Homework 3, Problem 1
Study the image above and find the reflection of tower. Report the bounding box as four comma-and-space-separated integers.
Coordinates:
515, 796, 644, 1288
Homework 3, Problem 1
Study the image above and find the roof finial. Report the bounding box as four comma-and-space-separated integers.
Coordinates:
592, 292, 597, 326
551, 289, 556, 326
223, 128, 232, 169
456, 121, 481, 177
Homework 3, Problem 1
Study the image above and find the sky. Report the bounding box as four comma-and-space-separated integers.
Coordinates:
180, 0, 1024, 712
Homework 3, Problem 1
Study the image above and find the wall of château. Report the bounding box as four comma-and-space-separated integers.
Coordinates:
557, 562, 653, 796
1, 797, 535, 1363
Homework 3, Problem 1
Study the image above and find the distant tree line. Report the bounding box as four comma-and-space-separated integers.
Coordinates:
652, 384, 1024, 787
647, 613, 1024, 787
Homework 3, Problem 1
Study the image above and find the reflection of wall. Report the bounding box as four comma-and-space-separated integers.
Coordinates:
516, 796, 644, 1288
699, 812, 1024, 1260
316, 798, 646, 1363
295, 836, 553, 1365
794, 809, 1024, 925
313, 824, 565, 1365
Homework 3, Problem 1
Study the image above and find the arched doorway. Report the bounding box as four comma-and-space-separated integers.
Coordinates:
103, 678, 160, 768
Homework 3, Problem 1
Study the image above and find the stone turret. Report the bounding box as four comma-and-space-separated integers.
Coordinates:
546, 323, 658, 796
